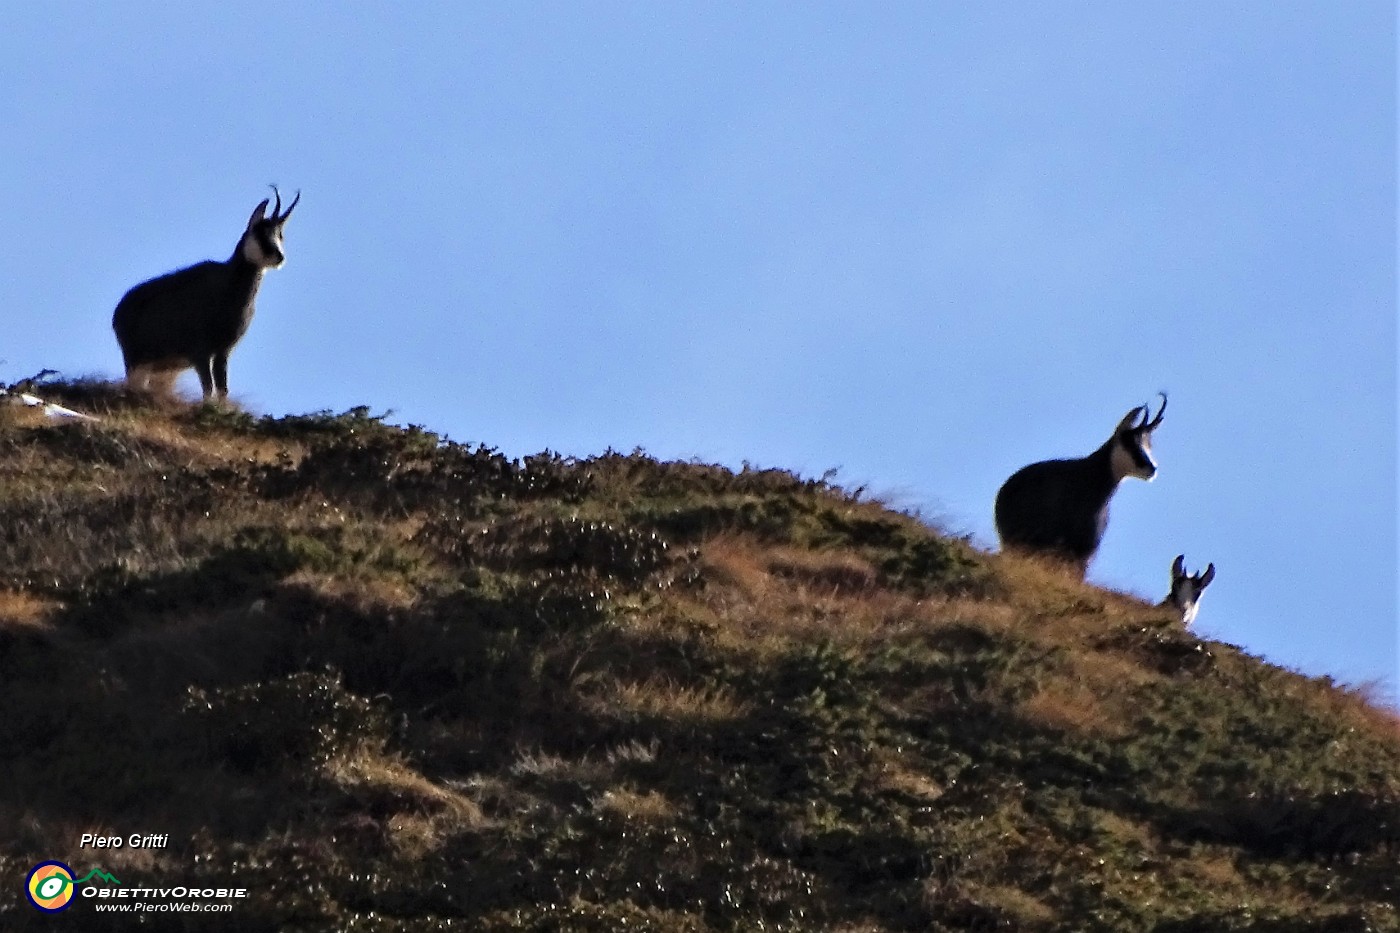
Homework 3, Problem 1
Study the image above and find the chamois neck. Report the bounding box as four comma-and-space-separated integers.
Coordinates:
227, 246, 266, 277
1084, 442, 1123, 497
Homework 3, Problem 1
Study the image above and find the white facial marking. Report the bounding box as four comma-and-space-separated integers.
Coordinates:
1110, 433, 1157, 481
240, 227, 285, 268
240, 235, 263, 264
1137, 434, 1157, 477
1168, 572, 1208, 626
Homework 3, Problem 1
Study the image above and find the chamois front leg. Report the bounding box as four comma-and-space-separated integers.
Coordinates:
194, 356, 216, 400
212, 351, 231, 400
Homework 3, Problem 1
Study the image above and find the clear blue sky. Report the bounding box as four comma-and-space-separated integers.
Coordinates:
2, 4, 1394, 693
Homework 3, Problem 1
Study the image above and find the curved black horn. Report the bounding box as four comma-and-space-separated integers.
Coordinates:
1145, 392, 1167, 430
269, 184, 282, 218
272, 187, 300, 223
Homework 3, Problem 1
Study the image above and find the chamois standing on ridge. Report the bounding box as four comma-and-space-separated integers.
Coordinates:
994, 394, 1167, 577
1162, 554, 1215, 626
112, 187, 300, 401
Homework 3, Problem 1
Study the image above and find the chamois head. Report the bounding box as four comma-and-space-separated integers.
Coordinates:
238, 185, 300, 269
1108, 393, 1167, 482
1166, 553, 1215, 626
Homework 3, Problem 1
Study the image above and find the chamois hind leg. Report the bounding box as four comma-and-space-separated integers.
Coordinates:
147, 369, 180, 397
123, 362, 150, 393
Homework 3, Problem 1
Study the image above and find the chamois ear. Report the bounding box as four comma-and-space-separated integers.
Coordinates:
1199, 563, 1216, 587
245, 198, 271, 229
1171, 554, 1186, 579
1116, 405, 1147, 433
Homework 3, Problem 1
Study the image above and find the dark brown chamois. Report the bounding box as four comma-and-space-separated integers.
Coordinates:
112, 187, 300, 400
994, 394, 1166, 576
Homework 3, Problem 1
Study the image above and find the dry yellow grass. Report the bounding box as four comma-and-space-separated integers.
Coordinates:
0, 402, 60, 430
1018, 681, 1128, 738
763, 544, 879, 595
964, 884, 1059, 925
1287, 677, 1400, 743
592, 788, 678, 823
510, 749, 613, 784
914, 595, 1022, 637
327, 751, 487, 860
580, 676, 752, 725
693, 537, 964, 652
125, 415, 303, 466
285, 569, 419, 615
698, 535, 774, 598
702, 535, 877, 595
0, 589, 60, 631
1095, 811, 1156, 848
870, 752, 945, 804
1184, 852, 1248, 891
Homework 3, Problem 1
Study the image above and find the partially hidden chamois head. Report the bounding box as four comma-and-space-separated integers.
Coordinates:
1165, 553, 1215, 626
1108, 393, 1167, 482
238, 185, 300, 269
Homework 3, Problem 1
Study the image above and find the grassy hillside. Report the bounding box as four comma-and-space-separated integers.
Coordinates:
2, 377, 1397, 932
